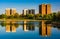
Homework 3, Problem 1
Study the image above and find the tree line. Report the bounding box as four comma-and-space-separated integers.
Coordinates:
0, 12, 60, 21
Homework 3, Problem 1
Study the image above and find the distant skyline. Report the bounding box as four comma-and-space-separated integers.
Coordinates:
0, 0, 60, 14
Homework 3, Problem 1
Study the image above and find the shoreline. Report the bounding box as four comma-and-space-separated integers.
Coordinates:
0, 19, 50, 22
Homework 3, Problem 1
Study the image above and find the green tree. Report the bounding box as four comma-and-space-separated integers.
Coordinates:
43, 14, 52, 20
52, 12, 57, 21
56, 12, 60, 20
43, 14, 48, 20
7, 15, 14, 19
14, 13, 19, 18
26, 14, 34, 19
35, 14, 42, 20
0, 14, 7, 19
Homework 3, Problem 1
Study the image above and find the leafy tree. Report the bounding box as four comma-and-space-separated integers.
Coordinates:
43, 14, 48, 20
43, 14, 53, 20
26, 14, 34, 19
7, 15, 14, 19
0, 22, 6, 27
35, 14, 42, 19
56, 12, 60, 20
52, 13, 57, 20
14, 13, 19, 18
0, 14, 7, 19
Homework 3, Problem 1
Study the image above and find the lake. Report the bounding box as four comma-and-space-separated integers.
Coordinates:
0, 20, 60, 39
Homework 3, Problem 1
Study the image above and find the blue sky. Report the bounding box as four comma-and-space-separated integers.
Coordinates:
0, 0, 60, 14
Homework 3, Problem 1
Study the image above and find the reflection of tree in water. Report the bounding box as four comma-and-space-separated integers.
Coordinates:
0, 21, 19, 28
52, 24, 60, 30
45, 20, 60, 30
0, 21, 6, 27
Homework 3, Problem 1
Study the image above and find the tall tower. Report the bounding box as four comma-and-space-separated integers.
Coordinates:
28, 9, 35, 14
5, 8, 16, 16
39, 4, 51, 16
11, 8, 16, 16
23, 9, 35, 15
39, 4, 46, 16
46, 4, 51, 14
23, 9, 28, 15
5, 8, 10, 16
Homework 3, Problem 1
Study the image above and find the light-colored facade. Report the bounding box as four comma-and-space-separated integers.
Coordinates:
23, 9, 35, 15
11, 8, 16, 16
5, 8, 10, 16
23, 9, 28, 15
5, 8, 16, 16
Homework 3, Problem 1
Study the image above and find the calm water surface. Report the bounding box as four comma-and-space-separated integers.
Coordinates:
0, 20, 60, 39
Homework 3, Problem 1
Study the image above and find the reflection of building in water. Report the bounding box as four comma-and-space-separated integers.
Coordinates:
47, 24, 51, 36
12, 25, 16, 32
23, 24, 29, 31
6, 21, 17, 32
23, 20, 28, 31
6, 25, 10, 32
23, 20, 35, 32
39, 20, 51, 36
6, 20, 16, 24
6, 25, 16, 32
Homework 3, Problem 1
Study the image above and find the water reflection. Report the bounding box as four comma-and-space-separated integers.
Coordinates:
0, 20, 19, 32
39, 20, 51, 36
0, 20, 60, 37
23, 20, 35, 31
6, 24, 16, 32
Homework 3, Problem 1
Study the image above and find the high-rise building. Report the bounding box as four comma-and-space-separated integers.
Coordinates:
5, 8, 10, 16
23, 9, 28, 15
5, 8, 16, 16
39, 4, 51, 16
22, 9, 35, 15
11, 8, 16, 16
28, 9, 35, 14
46, 4, 51, 14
